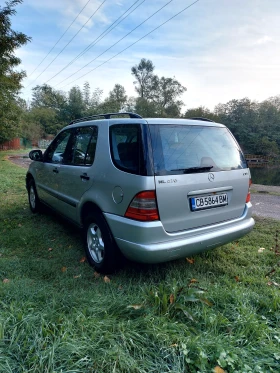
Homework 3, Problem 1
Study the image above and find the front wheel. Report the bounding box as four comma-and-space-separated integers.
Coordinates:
27, 180, 41, 213
84, 212, 121, 273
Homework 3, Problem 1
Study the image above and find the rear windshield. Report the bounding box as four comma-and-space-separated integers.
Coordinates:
149, 124, 247, 176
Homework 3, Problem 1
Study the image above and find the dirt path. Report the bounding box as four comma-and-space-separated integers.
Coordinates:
8, 154, 32, 168
251, 193, 280, 221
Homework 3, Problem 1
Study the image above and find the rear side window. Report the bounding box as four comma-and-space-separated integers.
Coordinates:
66, 126, 98, 166
110, 124, 145, 175
149, 124, 247, 175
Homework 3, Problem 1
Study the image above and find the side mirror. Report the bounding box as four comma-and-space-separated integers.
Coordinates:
29, 150, 43, 162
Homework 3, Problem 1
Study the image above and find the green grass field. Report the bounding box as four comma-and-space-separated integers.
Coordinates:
0, 151, 279, 373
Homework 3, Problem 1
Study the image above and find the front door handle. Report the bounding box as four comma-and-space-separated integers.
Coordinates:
53, 168, 59, 174
80, 173, 90, 181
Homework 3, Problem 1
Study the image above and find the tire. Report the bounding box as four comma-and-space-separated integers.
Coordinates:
27, 180, 41, 213
84, 212, 121, 274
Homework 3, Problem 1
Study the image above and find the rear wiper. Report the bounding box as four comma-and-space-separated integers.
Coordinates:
171, 166, 213, 174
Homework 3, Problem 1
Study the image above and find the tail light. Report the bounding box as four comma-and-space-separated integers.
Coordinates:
246, 178, 252, 203
125, 191, 159, 221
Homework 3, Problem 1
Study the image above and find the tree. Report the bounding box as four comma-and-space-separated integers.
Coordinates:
131, 59, 186, 117
149, 76, 186, 116
183, 106, 218, 121
135, 98, 158, 117
83, 81, 91, 112
215, 98, 258, 153
98, 84, 127, 113
108, 84, 127, 109
0, 0, 31, 143
27, 107, 58, 136
30, 84, 68, 134
67, 86, 84, 120
131, 58, 155, 99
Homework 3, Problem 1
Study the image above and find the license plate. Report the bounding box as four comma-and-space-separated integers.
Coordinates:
191, 193, 228, 211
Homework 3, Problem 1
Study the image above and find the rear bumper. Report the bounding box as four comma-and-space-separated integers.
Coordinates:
104, 203, 255, 263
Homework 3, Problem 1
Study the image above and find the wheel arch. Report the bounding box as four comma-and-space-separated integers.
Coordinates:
26, 172, 34, 189
80, 201, 103, 227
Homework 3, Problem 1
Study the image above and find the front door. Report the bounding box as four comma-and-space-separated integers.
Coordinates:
52, 126, 98, 222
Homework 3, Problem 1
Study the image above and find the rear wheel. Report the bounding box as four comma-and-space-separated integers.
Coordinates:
27, 180, 40, 213
84, 212, 121, 273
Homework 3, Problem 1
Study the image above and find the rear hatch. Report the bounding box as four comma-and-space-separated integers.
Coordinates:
149, 121, 249, 233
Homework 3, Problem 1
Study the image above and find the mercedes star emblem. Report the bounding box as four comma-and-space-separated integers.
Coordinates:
208, 173, 215, 182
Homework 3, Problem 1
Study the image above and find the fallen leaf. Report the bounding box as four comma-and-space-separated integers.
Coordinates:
214, 366, 225, 373
190, 278, 198, 283
93, 271, 100, 279
74, 274, 81, 279
48, 248, 53, 252
3, 278, 10, 283
258, 247, 265, 253
186, 258, 195, 264
61, 267, 67, 272
103, 276, 111, 283
80, 256, 86, 263
267, 281, 280, 287
169, 294, 175, 304
234, 276, 240, 282
127, 304, 143, 310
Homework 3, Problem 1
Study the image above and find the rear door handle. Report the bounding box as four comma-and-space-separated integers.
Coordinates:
53, 168, 59, 174
80, 173, 90, 181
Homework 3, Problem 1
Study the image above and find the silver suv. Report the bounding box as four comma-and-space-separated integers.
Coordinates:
26, 112, 254, 273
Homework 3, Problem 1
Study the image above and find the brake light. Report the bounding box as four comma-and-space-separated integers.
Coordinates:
125, 191, 159, 221
246, 178, 252, 203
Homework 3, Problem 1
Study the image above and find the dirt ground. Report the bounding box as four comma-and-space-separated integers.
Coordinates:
8, 154, 32, 169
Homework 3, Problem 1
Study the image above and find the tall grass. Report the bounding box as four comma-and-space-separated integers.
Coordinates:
0, 151, 279, 373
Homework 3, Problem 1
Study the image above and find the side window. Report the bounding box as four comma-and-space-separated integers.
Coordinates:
65, 126, 98, 166
110, 124, 143, 175
44, 130, 72, 164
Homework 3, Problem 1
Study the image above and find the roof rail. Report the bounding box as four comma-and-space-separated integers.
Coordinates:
189, 117, 215, 122
69, 112, 142, 125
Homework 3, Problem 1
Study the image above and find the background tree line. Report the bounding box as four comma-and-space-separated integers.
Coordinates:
1, 1, 280, 157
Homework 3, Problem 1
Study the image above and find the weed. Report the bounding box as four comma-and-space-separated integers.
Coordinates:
144, 280, 212, 321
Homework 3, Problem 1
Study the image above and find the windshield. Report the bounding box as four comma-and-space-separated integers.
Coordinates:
149, 124, 247, 175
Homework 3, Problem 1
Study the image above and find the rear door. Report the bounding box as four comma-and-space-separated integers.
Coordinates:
150, 123, 250, 233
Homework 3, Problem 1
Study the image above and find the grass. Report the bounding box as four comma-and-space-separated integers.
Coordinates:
0, 150, 280, 373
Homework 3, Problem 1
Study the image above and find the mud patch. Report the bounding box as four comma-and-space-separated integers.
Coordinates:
8, 155, 31, 169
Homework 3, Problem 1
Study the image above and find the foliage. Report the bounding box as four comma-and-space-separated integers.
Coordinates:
183, 106, 218, 121
132, 58, 186, 117
0, 152, 280, 372
214, 97, 280, 156
131, 58, 155, 99
0, 0, 31, 143
144, 280, 212, 321
99, 84, 127, 113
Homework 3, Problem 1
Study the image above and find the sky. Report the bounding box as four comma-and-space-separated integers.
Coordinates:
9, 0, 280, 111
